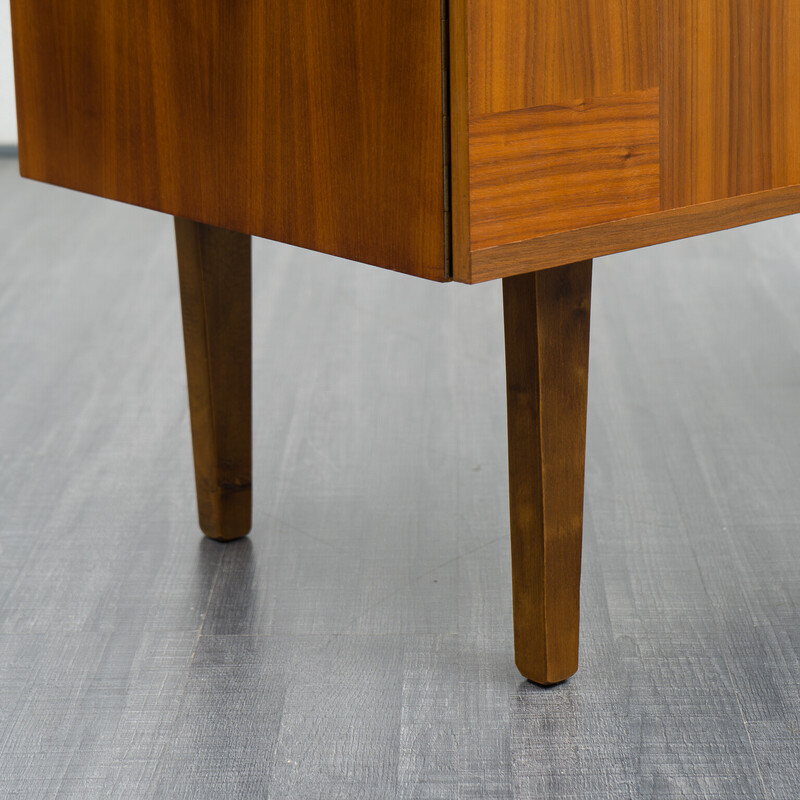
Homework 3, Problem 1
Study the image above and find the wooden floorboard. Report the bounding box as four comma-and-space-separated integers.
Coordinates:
1, 157, 800, 798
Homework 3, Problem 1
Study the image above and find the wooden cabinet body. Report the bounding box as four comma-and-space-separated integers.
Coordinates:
12, 0, 800, 283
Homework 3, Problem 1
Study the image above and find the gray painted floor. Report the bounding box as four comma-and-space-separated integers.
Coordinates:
1, 156, 800, 798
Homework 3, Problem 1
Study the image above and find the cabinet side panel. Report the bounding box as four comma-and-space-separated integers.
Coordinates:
10, 0, 446, 280
459, 0, 800, 281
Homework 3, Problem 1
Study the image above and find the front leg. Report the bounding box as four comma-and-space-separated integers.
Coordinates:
503, 261, 592, 685
174, 218, 252, 541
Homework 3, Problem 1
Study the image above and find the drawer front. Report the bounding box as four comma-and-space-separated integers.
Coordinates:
451, 0, 800, 281
11, 1, 447, 280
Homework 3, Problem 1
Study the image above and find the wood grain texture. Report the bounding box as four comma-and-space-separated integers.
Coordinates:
175, 218, 252, 542
467, 0, 659, 115
10, 0, 446, 280
450, 0, 800, 282
768, 0, 800, 191
470, 89, 660, 250
503, 261, 592, 685
448, 0, 472, 283
471, 184, 800, 282
662, 0, 773, 207
12, 0, 800, 284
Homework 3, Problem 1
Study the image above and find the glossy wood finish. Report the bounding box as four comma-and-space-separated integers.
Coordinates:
451, 0, 800, 282
661, 0, 800, 208
447, 0, 472, 280
10, 0, 446, 280
12, 0, 800, 284
503, 261, 592, 685
470, 89, 660, 249
467, 0, 659, 115
175, 218, 252, 542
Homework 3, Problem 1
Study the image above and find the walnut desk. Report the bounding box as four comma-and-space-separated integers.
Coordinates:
11, 1, 800, 685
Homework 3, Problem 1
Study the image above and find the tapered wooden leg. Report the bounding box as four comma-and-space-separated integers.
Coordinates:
174, 218, 252, 542
503, 260, 592, 685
